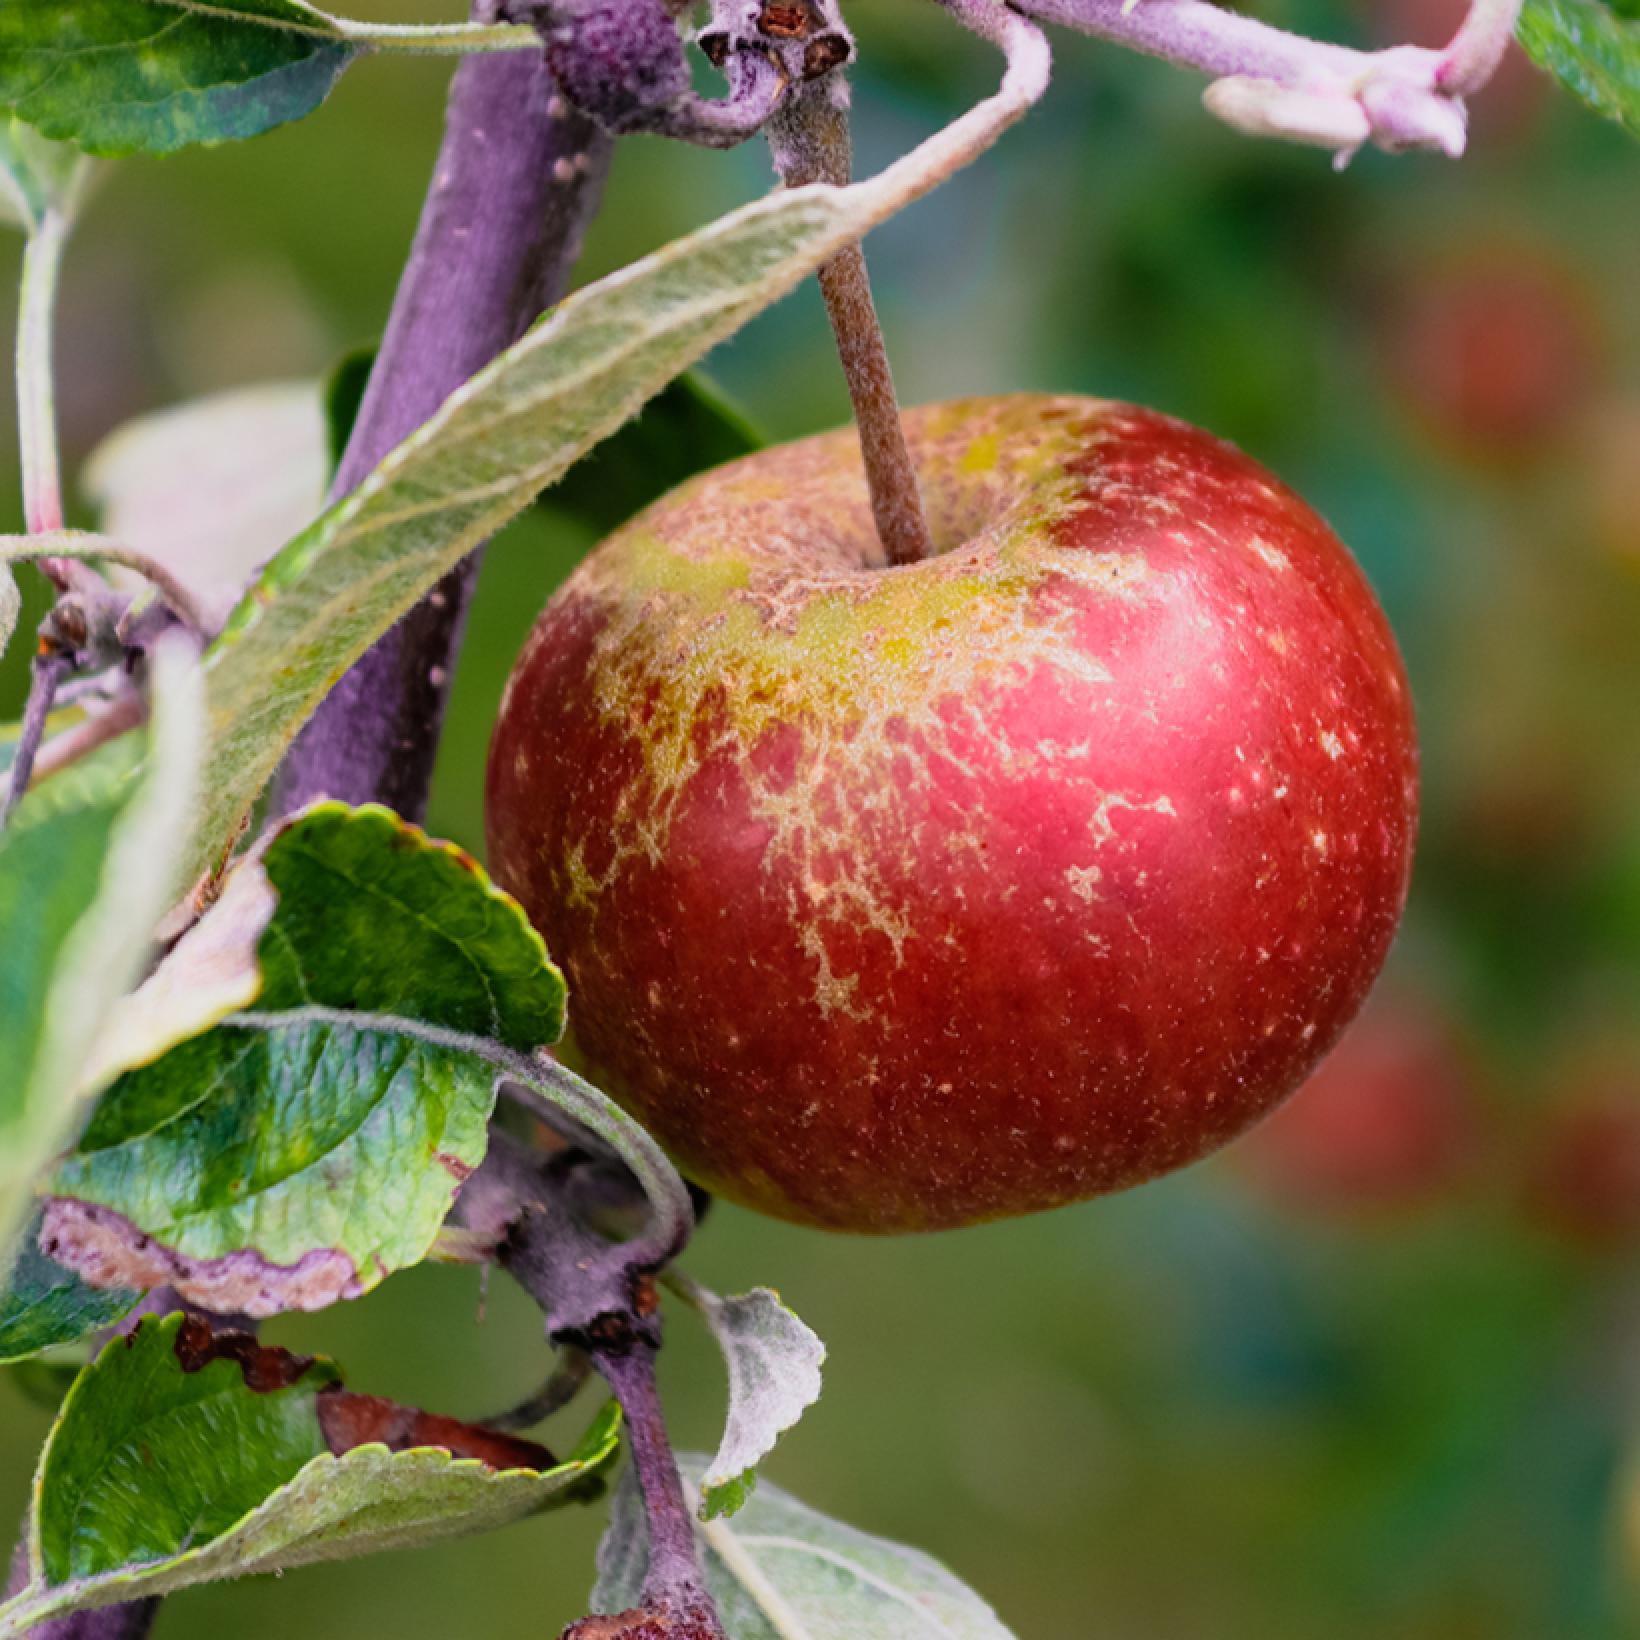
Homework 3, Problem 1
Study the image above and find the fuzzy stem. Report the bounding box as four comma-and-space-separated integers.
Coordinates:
0, 649, 70, 824
1012, 0, 1378, 84
269, 12, 611, 822
594, 1345, 723, 1628
16, 213, 67, 541
338, 18, 538, 53
1008, 0, 1524, 159
769, 87, 934, 569
1438, 0, 1527, 95
0, 689, 145, 813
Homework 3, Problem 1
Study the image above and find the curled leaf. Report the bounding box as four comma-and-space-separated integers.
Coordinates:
0, 1314, 619, 1636
82, 382, 330, 630
667, 1274, 825, 1521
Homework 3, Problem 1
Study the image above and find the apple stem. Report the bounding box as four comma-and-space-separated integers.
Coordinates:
768, 83, 937, 569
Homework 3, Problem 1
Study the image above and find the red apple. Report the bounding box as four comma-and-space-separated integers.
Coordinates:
1234, 997, 1481, 1215
487, 396, 1419, 1231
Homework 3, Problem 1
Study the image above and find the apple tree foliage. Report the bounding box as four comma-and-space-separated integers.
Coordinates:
0, 0, 1633, 1635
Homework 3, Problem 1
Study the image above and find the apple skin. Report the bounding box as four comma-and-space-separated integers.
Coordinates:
487, 395, 1419, 1231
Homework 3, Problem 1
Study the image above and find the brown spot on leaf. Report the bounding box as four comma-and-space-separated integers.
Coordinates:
435, 1151, 475, 1183
171, 1314, 317, 1392
316, 1390, 557, 1472
40, 1198, 364, 1319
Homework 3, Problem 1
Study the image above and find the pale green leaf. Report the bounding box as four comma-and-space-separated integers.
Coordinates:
0, 1313, 620, 1635
83, 381, 330, 629
187, 28, 1047, 884
0, 707, 88, 782
79, 853, 276, 1093
0, 633, 203, 1260
593, 1456, 1017, 1639
668, 1275, 825, 1521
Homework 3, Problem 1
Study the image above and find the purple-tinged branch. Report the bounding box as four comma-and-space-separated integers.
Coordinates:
594, 1346, 725, 1632
0, 649, 70, 824
455, 1124, 723, 1633
1006, 0, 1525, 163
269, 13, 611, 823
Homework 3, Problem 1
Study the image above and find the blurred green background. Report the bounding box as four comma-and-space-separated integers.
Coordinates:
3, 1, 1639, 1635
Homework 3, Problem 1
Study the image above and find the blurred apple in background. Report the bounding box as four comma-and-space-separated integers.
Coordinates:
1586, 397, 1640, 573
1234, 996, 1484, 1217
1379, 245, 1603, 464
1522, 1062, 1640, 1252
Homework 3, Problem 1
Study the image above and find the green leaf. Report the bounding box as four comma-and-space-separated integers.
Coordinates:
0, 2, 358, 157
1519, 0, 1640, 137
187, 46, 1044, 884
39, 802, 565, 1315
82, 381, 330, 628
546, 372, 765, 537
0, 1212, 139, 1365
0, 117, 93, 235
667, 1275, 825, 1522
592, 1455, 1018, 1639
255, 802, 566, 1050
329, 356, 765, 536
0, 634, 203, 1259
0, 1313, 619, 1635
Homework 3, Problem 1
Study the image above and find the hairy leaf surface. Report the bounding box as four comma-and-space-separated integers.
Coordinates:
593, 1456, 1017, 1639
669, 1276, 825, 1521
0, 562, 15, 662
